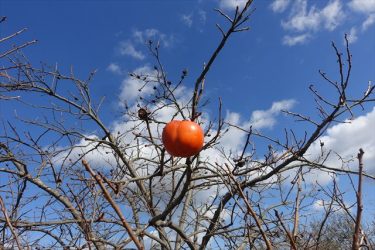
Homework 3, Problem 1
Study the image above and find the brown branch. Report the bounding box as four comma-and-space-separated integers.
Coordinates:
315, 180, 336, 250
227, 170, 273, 249
0, 196, 23, 250
292, 170, 302, 244
274, 210, 297, 250
191, 0, 254, 121
156, 220, 196, 250
0, 28, 28, 43
0, 40, 37, 59
352, 148, 364, 250
149, 163, 192, 225
82, 159, 144, 250
175, 188, 194, 249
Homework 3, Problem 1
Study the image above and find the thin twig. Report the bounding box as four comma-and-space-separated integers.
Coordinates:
0, 40, 37, 58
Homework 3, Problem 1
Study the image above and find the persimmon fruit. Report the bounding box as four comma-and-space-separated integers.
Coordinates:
162, 120, 204, 157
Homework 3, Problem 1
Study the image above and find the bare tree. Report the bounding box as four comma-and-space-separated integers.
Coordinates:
1, 1, 375, 249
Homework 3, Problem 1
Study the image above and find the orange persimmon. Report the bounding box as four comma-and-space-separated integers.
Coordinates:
162, 120, 204, 157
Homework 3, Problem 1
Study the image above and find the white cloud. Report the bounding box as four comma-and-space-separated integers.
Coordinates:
270, 0, 290, 13
275, 0, 375, 46
143, 230, 160, 249
219, 0, 247, 10
347, 27, 358, 43
219, 111, 245, 152
116, 28, 174, 60
181, 14, 193, 28
348, 0, 375, 14
304, 107, 375, 179
133, 29, 160, 43
247, 99, 296, 129
282, 33, 310, 46
280, 106, 375, 186
198, 9, 207, 23
204, 206, 231, 223
54, 135, 117, 169
347, 0, 375, 40
107, 63, 122, 75
132, 28, 174, 48
313, 199, 351, 212
118, 41, 145, 60
281, 0, 344, 32
180, 10, 207, 30
362, 13, 375, 30
319, 108, 375, 169
276, 0, 347, 46
321, 0, 345, 31
281, 0, 321, 32
214, 99, 297, 155
313, 199, 326, 210
119, 66, 156, 104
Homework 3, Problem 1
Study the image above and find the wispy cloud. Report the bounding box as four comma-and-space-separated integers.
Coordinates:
218, 99, 297, 154
181, 14, 193, 28
54, 135, 117, 169
313, 199, 351, 213
282, 33, 310, 46
116, 28, 174, 60
219, 0, 247, 10
118, 40, 145, 60
348, 0, 375, 35
272, 0, 375, 46
198, 9, 207, 23
132, 28, 174, 48
270, 0, 290, 13
348, 0, 375, 13
321, 0, 345, 31
248, 99, 296, 129
281, 0, 344, 32
118, 66, 156, 104
180, 9, 207, 31
347, 27, 358, 43
107, 63, 123, 75
362, 13, 375, 30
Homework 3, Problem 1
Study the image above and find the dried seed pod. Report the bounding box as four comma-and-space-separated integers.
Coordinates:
138, 108, 149, 121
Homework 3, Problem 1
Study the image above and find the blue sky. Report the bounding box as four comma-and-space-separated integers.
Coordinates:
1, 0, 375, 231
1, 0, 374, 117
